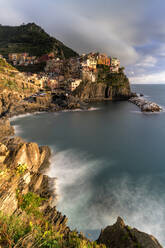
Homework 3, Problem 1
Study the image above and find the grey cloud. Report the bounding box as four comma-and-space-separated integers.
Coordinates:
1, 0, 165, 83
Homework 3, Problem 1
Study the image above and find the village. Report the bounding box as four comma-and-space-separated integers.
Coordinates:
0, 52, 120, 92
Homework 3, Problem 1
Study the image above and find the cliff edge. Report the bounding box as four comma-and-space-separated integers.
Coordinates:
0, 117, 163, 247
74, 69, 132, 101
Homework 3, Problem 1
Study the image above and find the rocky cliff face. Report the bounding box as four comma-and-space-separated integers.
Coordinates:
74, 72, 132, 101
0, 118, 14, 141
74, 81, 131, 101
0, 85, 163, 246
0, 117, 163, 247
0, 134, 69, 232
97, 217, 163, 248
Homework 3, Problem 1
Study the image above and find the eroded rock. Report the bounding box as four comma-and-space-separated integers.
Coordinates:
97, 217, 163, 248
129, 97, 162, 112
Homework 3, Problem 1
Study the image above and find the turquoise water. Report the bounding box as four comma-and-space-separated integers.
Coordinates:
11, 85, 165, 245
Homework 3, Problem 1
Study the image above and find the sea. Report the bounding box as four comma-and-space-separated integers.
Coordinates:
10, 84, 165, 246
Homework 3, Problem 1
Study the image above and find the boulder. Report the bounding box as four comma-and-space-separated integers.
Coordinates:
141, 103, 162, 112
129, 97, 162, 112
0, 143, 9, 163
5, 142, 51, 173
97, 217, 163, 248
0, 118, 14, 142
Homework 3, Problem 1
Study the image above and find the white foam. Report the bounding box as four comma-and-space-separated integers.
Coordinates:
47, 148, 165, 246
9, 112, 45, 122
10, 113, 33, 122
61, 107, 101, 113
13, 125, 23, 135
88, 107, 100, 111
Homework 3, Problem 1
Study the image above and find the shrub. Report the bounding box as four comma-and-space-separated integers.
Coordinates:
0, 211, 106, 248
0, 212, 32, 246
16, 163, 27, 174
19, 192, 43, 216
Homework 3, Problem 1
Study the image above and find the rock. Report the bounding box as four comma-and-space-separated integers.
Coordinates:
129, 97, 162, 112
74, 81, 131, 101
39, 146, 51, 172
43, 206, 69, 234
73, 71, 132, 101
0, 143, 8, 156
141, 103, 162, 112
4, 142, 51, 173
0, 143, 9, 163
0, 118, 14, 142
97, 217, 163, 248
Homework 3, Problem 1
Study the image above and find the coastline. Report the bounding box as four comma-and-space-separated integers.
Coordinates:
0, 95, 164, 247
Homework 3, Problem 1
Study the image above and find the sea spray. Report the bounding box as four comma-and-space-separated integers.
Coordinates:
61, 107, 101, 113
9, 112, 44, 121
9, 93, 165, 246
48, 149, 165, 245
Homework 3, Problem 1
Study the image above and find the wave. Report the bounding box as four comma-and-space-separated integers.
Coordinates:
47, 147, 165, 245
61, 107, 101, 113
13, 124, 23, 136
9, 112, 46, 122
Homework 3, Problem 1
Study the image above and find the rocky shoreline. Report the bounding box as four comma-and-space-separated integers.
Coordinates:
129, 96, 162, 112
0, 93, 163, 247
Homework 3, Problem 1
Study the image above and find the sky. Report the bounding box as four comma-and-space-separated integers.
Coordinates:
0, 0, 165, 84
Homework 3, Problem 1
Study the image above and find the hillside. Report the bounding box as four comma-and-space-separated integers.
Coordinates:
0, 58, 39, 93
0, 23, 78, 59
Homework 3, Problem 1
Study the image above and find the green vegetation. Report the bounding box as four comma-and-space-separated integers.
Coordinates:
107, 72, 129, 87
0, 58, 19, 91
0, 191, 106, 247
0, 23, 78, 59
17, 192, 44, 216
16, 163, 27, 174
0, 58, 15, 71
0, 78, 18, 91
0, 211, 106, 248
0, 212, 32, 247
97, 65, 129, 87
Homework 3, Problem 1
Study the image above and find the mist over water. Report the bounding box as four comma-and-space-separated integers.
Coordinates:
10, 85, 165, 246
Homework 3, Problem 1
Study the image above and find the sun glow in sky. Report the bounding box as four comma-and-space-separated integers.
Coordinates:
1, 0, 165, 84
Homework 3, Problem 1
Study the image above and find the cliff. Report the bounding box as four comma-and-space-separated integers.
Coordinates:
74, 70, 132, 101
97, 217, 163, 248
0, 120, 163, 247
0, 120, 105, 248
0, 90, 82, 118
0, 58, 163, 247
0, 23, 78, 59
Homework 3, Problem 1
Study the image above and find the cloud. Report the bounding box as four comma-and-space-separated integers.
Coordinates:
1, 0, 165, 83
136, 56, 157, 68
129, 71, 165, 84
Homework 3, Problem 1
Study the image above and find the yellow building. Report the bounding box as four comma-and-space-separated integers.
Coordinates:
71, 79, 82, 91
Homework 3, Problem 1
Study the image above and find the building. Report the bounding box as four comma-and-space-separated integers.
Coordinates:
8, 53, 37, 66
111, 58, 120, 67
87, 57, 97, 69
45, 59, 63, 73
70, 79, 82, 91
97, 54, 111, 66
8, 53, 19, 61
110, 58, 120, 73
47, 78, 59, 90
38, 53, 55, 63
